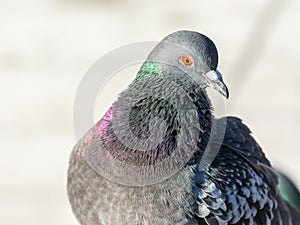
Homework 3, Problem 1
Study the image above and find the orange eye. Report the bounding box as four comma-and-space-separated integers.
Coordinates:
181, 55, 193, 66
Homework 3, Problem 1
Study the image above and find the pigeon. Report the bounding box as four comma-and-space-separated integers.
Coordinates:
67, 30, 300, 225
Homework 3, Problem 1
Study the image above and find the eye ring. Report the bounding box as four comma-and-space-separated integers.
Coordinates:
180, 55, 194, 67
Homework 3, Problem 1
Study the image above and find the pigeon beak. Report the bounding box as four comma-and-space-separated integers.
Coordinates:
204, 70, 229, 99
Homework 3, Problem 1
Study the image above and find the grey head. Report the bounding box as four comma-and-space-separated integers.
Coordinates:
82, 31, 230, 186
146, 30, 229, 98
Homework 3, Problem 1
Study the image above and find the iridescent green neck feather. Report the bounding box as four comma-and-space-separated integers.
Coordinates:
136, 61, 160, 78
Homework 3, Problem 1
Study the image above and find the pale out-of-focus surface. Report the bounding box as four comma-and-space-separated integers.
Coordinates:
0, 0, 299, 224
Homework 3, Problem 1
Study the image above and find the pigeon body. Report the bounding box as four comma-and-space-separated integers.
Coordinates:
67, 30, 300, 224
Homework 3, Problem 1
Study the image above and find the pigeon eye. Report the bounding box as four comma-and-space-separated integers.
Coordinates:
180, 55, 194, 67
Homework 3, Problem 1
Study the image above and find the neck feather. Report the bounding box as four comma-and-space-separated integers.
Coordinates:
96, 70, 212, 166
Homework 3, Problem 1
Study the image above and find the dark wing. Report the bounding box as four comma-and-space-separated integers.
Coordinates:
193, 116, 293, 225
217, 116, 270, 166
221, 116, 299, 219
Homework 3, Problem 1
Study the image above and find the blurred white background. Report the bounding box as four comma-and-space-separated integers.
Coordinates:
0, 0, 299, 224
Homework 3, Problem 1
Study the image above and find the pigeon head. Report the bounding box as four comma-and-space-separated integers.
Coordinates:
138, 30, 229, 98
88, 31, 230, 181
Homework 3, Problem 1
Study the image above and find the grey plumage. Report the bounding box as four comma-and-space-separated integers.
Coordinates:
67, 30, 300, 225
